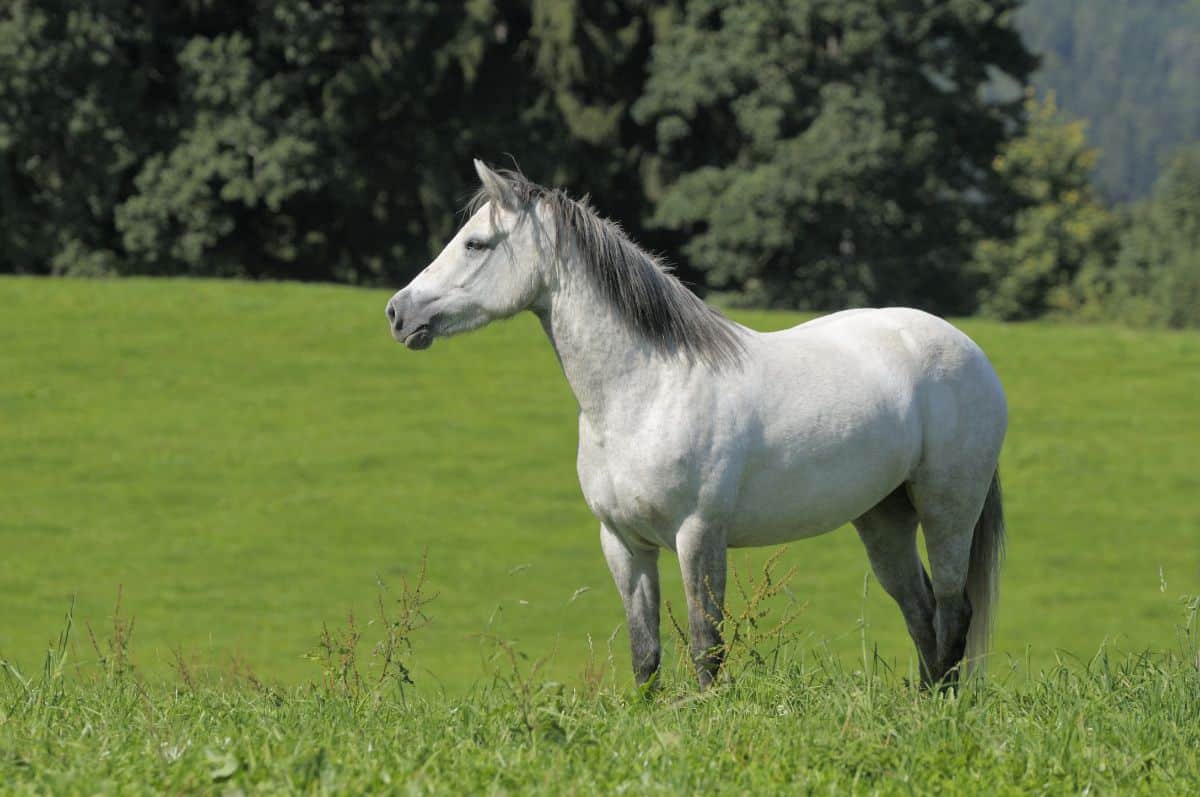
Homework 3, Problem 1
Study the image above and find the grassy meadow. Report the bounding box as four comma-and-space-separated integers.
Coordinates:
2, 276, 1199, 792
2, 276, 1199, 689
3, 623, 1197, 794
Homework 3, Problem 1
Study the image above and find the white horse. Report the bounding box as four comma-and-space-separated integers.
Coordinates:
386, 161, 1007, 689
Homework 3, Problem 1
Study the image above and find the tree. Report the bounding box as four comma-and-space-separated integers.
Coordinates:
114, 0, 676, 286
973, 95, 1119, 320
115, 1, 540, 282
2, 1, 668, 285
1017, 0, 1200, 203
111, 0, 674, 285
632, 0, 1038, 313
1102, 148, 1200, 328
0, 1, 157, 275
523, 0, 684, 278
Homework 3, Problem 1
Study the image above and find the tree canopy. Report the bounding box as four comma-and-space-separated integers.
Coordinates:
1102, 149, 1200, 328
2, 1, 663, 285
972, 95, 1118, 320
1018, 0, 1200, 203
1, 1, 1195, 327
633, 0, 1036, 313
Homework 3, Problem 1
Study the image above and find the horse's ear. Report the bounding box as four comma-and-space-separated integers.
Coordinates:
474, 159, 516, 210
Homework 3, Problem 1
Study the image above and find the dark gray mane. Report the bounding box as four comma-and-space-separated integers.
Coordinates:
468, 170, 745, 368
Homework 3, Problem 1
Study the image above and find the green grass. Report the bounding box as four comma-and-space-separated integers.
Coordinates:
3, 276, 1199, 793
1, 275, 1198, 694
2, 603, 1198, 794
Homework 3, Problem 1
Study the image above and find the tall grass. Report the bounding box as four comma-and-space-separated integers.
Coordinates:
2, 575, 1196, 794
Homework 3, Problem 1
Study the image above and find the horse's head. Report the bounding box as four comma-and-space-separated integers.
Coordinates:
385, 160, 549, 350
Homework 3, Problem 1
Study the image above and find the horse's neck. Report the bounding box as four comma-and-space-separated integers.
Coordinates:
535, 272, 665, 425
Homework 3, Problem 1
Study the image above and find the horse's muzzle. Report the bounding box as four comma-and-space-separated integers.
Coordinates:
386, 294, 435, 350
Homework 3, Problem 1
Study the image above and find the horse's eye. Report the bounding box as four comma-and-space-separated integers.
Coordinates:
465, 238, 489, 252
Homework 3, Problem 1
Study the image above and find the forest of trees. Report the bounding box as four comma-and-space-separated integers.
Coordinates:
1018, 0, 1200, 204
1, 1, 1197, 327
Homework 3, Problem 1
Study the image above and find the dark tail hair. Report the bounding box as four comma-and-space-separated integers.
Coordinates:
965, 470, 1005, 672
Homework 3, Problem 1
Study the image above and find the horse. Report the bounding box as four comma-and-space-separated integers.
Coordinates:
385, 160, 1007, 689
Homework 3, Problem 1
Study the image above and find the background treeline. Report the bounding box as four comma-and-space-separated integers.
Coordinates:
1, 1, 1197, 327
1018, 0, 1200, 204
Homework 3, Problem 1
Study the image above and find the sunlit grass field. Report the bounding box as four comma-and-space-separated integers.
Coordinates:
2, 276, 1198, 693
3, 620, 1197, 793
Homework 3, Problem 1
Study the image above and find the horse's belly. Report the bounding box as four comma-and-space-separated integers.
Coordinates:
725, 490, 873, 547
725, 436, 915, 548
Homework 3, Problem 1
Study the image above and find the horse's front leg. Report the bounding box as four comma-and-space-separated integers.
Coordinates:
677, 519, 727, 688
600, 523, 661, 687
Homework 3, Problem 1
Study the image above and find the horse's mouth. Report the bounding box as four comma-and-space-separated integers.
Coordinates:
403, 325, 433, 350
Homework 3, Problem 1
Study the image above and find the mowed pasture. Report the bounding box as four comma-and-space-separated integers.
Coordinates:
2, 276, 1198, 691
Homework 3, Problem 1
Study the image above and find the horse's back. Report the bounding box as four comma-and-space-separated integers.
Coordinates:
764, 307, 1000, 393
769, 306, 1009, 482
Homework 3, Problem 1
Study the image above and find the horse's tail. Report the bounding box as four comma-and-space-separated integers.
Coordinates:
965, 470, 1005, 673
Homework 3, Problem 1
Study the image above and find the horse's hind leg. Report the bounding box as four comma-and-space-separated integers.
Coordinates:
854, 486, 938, 686
910, 467, 995, 688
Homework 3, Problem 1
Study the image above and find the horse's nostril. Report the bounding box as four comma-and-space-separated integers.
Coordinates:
386, 304, 396, 322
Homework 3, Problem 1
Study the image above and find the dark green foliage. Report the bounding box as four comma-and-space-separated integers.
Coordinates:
1, 0, 1193, 321
114, 1, 555, 283
0, 1, 153, 275
523, 0, 681, 275
0, 1, 259, 276
1, 1, 663, 285
0, 0, 1040, 305
633, 0, 1037, 313
1018, 0, 1200, 203
1099, 149, 1200, 328
973, 96, 1120, 320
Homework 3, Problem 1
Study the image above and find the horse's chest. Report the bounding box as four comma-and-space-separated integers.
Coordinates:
576, 426, 694, 543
